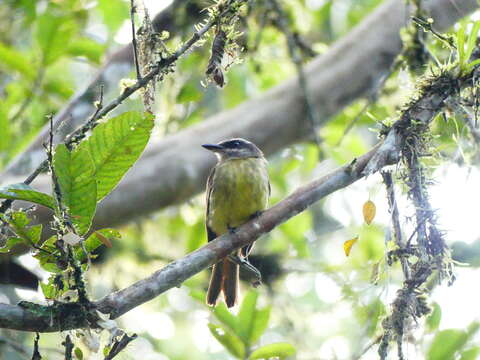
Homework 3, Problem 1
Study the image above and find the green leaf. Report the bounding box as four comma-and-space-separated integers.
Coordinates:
177, 82, 203, 103
466, 58, 480, 72
4, 212, 42, 246
249, 343, 296, 360
0, 183, 55, 209
74, 229, 121, 261
40, 274, 68, 299
213, 303, 238, 334
457, 22, 467, 68
250, 306, 271, 343
460, 347, 480, 360
427, 329, 469, 360
208, 323, 245, 359
97, 0, 129, 33
0, 103, 10, 154
0, 237, 24, 253
74, 347, 84, 360
67, 38, 105, 64
77, 111, 154, 202
53, 144, 97, 235
426, 302, 442, 332
278, 212, 311, 257
36, 13, 76, 65
237, 291, 258, 344
465, 21, 480, 63
0, 42, 34, 78
186, 221, 206, 253
33, 236, 63, 273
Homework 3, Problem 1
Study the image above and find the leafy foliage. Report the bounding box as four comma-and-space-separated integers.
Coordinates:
76, 111, 155, 202
208, 291, 291, 359
0, 1, 479, 360
53, 144, 97, 235
0, 183, 55, 209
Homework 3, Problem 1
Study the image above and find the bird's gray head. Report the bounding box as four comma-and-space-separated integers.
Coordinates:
202, 138, 264, 160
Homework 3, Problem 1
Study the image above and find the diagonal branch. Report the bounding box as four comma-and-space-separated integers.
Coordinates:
0, 142, 381, 333
0, 71, 473, 333
3, 37, 478, 333
11, 0, 475, 237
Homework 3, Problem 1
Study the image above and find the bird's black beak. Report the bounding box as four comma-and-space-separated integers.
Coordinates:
202, 143, 224, 152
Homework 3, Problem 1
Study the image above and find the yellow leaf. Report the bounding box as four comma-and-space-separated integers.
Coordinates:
343, 236, 358, 257
363, 200, 376, 225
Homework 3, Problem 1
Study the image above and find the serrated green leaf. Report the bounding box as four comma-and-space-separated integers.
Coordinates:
427, 329, 469, 360
77, 111, 154, 202
36, 13, 76, 65
237, 291, 258, 345
208, 323, 245, 359
53, 144, 97, 235
213, 303, 238, 334
249, 343, 296, 360
0, 183, 55, 209
426, 302, 442, 332
250, 306, 271, 343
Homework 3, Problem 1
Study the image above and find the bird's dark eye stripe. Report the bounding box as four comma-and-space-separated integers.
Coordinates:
222, 140, 243, 148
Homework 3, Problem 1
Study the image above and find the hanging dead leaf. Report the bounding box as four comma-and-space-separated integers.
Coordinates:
363, 200, 376, 225
343, 236, 358, 257
95, 231, 113, 248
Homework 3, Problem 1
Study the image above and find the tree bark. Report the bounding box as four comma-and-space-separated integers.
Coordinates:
9, 0, 474, 231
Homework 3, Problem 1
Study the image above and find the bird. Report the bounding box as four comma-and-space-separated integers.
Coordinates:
202, 138, 270, 308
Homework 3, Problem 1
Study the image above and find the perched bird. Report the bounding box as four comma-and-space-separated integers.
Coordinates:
202, 138, 270, 307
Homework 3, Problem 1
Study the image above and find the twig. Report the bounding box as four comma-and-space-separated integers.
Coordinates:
8, 68, 46, 124
104, 333, 137, 360
0, 0, 246, 216
0, 141, 381, 332
63, 335, 74, 360
382, 171, 410, 279
31, 333, 41, 360
353, 335, 382, 360
130, 0, 142, 81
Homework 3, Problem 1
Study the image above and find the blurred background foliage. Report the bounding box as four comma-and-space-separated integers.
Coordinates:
1, 0, 480, 359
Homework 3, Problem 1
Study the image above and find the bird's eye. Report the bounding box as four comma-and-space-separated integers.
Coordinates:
233, 141, 240, 147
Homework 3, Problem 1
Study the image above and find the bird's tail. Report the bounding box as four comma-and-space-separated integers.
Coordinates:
206, 258, 239, 308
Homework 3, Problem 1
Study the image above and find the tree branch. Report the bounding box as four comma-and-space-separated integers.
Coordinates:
0, 142, 380, 332
0, 0, 243, 216
11, 0, 475, 235
4, 22, 479, 331
1, 0, 204, 177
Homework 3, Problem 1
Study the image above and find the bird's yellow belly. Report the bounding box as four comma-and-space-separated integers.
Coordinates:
208, 158, 269, 235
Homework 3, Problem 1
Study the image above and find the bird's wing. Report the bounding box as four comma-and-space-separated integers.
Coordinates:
205, 166, 218, 242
